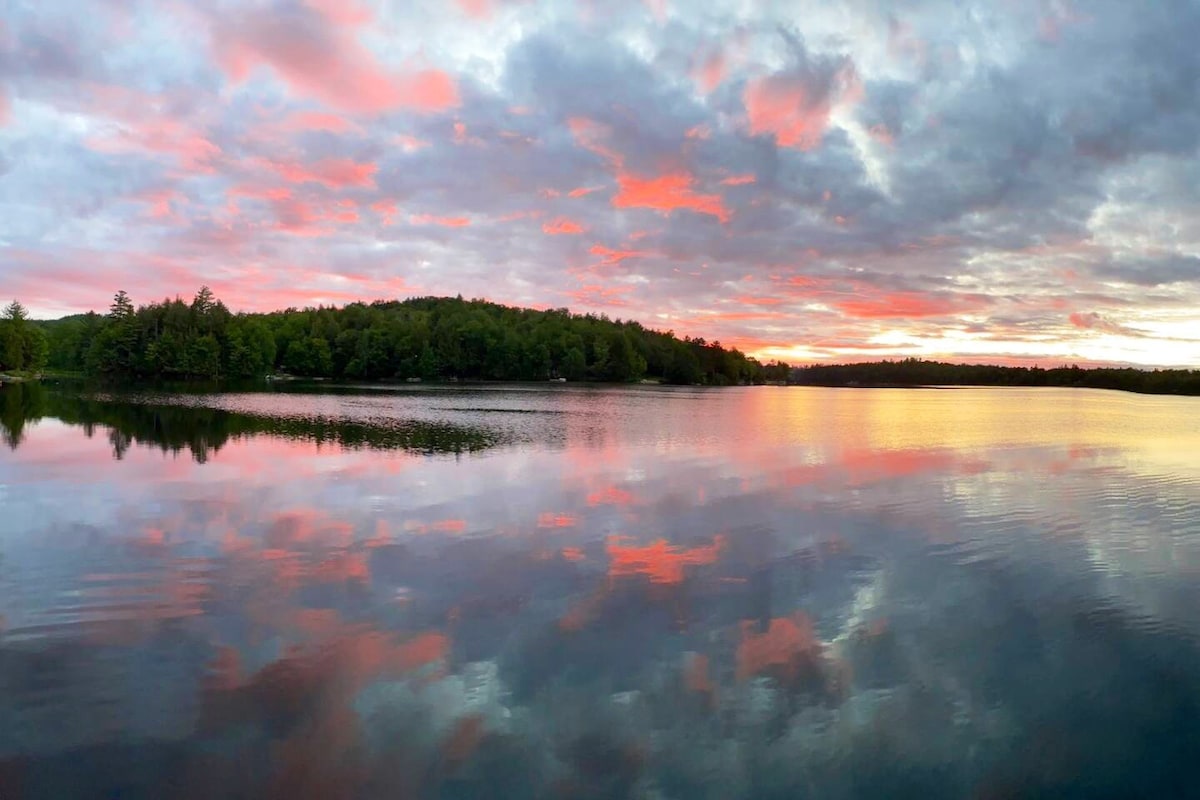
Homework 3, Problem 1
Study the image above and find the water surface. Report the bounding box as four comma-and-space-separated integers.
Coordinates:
2, 382, 1200, 798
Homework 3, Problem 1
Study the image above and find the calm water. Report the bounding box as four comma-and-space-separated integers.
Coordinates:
2, 382, 1200, 799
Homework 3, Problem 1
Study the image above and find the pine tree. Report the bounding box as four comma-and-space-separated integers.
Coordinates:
192, 286, 215, 316
1, 300, 28, 371
109, 291, 135, 320
4, 300, 28, 322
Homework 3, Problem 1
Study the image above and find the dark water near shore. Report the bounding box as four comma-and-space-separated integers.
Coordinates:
2, 381, 1200, 799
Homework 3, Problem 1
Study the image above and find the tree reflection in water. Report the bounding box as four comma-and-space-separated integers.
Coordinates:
0, 382, 506, 460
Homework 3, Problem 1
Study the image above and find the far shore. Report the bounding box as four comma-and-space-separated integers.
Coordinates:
7, 373, 1199, 399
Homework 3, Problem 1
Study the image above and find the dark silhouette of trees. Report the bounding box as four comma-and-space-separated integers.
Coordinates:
791, 357, 1200, 396
30, 290, 1194, 395
38, 290, 768, 385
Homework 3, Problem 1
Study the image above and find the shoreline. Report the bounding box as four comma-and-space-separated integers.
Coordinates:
10, 375, 1198, 398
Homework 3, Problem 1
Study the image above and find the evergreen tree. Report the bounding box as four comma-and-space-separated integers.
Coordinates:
1, 300, 42, 373
4, 300, 28, 323
109, 291, 135, 320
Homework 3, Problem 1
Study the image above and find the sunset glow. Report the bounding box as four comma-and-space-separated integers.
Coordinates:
3, 0, 1199, 366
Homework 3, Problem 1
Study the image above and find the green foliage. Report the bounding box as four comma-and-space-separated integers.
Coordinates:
41, 291, 769, 385
24, 326, 48, 373
0, 321, 23, 371
21, 291, 1198, 396
41, 313, 103, 371
109, 290, 135, 320
282, 336, 334, 377
1, 299, 48, 374
561, 346, 587, 381
5, 300, 28, 323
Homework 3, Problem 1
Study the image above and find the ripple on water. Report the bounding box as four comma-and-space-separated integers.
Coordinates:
0, 385, 1199, 796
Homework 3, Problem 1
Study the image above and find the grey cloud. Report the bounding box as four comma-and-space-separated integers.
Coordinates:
3, 0, 1200, 363
1092, 255, 1200, 287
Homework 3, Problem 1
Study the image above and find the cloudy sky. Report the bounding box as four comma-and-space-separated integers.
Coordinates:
2, 0, 1199, 366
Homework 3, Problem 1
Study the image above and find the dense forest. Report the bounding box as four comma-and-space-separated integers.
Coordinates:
0, 300, 49, 374
794, 358, 1200, 395
24, 289, 791, 386
9, 289, 1197, 394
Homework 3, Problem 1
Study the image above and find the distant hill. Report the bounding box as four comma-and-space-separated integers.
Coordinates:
792, 358, 1200, 396
31, 290, 792, 385
16, 291, 1197, 395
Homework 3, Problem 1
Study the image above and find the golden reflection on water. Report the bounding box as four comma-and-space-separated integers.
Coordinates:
745, 387, 1200, 477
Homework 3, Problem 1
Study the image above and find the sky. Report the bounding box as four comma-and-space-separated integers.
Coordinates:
1, 0, 1199, 367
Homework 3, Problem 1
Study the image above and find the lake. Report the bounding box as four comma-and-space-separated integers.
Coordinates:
2, 381, 1200, 799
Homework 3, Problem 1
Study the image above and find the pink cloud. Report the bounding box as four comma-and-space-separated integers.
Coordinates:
1069, 311, 1138, 336
271, 196, 328, 237
4, 250, 425, 317
763, 273, 992, 322
498, 210, 541, 223
589, 244, 651, 266
281, 110, 363, 134
543, 218, 586, 235
371, 200, 399, 225
0, 87, 9, 126
645, 0, 668, 23
303, 0, 374, 26
411, 214, 471, 227
268, 157, 378, 188
834, 291, 986, 319
227, 186, 368, 236
137, 189, 184, 220
567, 116, 730, 222
565, 284, 634, 308
331, 198, 359, 223
720, 173, 756, 186
451, 120, 486, 146
567, 186, 603, 198
394, 133, 430, 152
501, 127, 536, 143
229, 184, 292, 202
743, 63, 860, 149
614, 171, 730, 222
733, 294, 787, 306
567, 116, 623, 165
692, 49, 726, 94
212, 3, 459, 114
90, 127, 220, 171
675, 310, 791, 325
457, 0, 494, 19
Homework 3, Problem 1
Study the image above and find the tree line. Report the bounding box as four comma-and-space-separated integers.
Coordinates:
20, 290, 1194, 394
792, 358, 1200, 395
0, 300, 49, 374
30, 289, 791, 385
